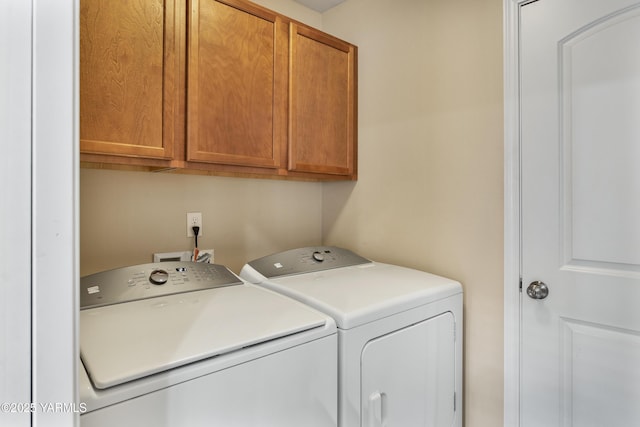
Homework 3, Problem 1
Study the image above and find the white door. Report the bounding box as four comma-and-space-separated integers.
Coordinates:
520, 1, 640, 426
1, 3, 32, 426
360, 313, 455, 427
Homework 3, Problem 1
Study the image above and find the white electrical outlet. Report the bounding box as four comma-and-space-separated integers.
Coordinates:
186, 212, 203, 237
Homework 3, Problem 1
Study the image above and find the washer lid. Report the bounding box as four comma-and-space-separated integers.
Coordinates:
247, 262, 462, 329
80, 284, 328, 390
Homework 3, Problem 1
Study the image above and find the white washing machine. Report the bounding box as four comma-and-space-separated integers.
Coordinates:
79, 261, 337, 427
240, 246, 463, 427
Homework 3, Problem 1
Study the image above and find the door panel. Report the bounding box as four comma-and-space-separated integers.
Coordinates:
521, 1, 640, 426
562, 320, 640, 427
80, 0, 179, 159
288, 24, 356, 176
360, 313, 455, 427
187, 0, 285, 168
562, 10, 640, 268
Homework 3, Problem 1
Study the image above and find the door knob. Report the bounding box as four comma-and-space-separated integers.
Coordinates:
527, 281, 549, 299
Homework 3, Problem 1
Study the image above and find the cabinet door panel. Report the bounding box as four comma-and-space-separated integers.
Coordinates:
80, 0, 179, 159
188, 0, 286, 168
289, 24, 356, 177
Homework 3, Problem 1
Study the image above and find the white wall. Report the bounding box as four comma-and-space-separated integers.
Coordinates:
321, 1, 504, 426
251, 0, 323, 25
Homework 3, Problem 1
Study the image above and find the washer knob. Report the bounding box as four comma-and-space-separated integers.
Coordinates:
149, 269, 169, 285
312, 251, 325, 262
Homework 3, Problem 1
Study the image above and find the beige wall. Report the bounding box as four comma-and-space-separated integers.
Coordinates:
321, 0, 504, 426
80, 170, 323, 275
80, 0, 504, 426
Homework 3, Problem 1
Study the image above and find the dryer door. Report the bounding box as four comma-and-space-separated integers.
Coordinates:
361, 312, 456, 427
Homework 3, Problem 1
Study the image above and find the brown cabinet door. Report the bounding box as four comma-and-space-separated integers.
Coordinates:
80, 0, 181, 160
187, 0, 287, 169
289, 23, 357, 177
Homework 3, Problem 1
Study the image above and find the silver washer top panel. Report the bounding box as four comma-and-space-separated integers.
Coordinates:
80, 261, 242, 309
247, 246, 371, 278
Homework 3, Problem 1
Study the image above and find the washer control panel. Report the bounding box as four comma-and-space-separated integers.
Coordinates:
247, 246, 371, 278
80, 261, 242, 309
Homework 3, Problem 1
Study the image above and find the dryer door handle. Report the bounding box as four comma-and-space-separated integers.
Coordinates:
368, 391, 387, 427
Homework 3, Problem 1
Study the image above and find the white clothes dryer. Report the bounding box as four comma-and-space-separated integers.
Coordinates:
79, 261, 337, 427
240, 246, 463, 427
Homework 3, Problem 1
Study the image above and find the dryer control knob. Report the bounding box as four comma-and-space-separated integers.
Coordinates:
149, 269, 169, 285
312, 251, 325, 262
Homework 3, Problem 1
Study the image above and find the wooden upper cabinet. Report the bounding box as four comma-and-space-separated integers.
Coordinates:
187, 0, 287, 169
288, 23, 357, 178
79, 0, 357, 179
80, 0, 181, 161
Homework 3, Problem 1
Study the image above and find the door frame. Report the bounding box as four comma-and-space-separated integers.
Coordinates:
31, 2, 80, 425
0, 1, 79, 426
503, 0, 535, 426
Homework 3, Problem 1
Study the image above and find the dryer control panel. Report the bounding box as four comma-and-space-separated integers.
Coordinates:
80, 262, 242, 309
247, 246, 371, 278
